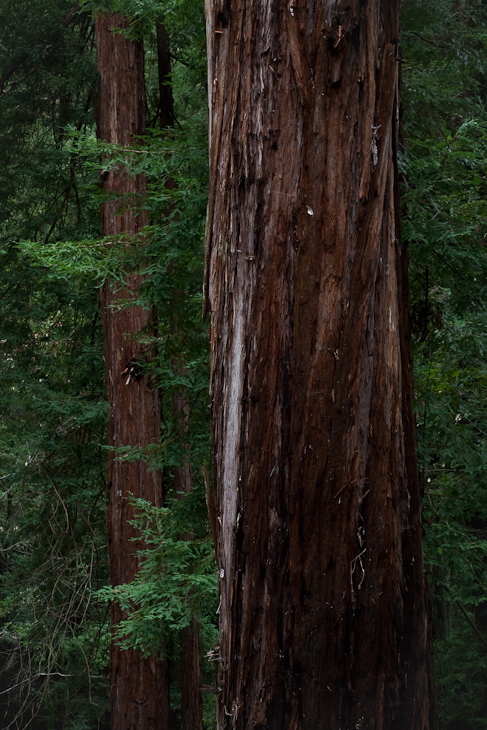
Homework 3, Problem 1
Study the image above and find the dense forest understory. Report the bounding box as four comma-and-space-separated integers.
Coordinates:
0, 0, 486, 728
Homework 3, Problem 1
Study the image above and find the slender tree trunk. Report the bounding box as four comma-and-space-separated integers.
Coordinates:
180, 616, 203, 730
173, 459, 204, 730
205, 1, 437, 728
156, 23, 174, 130
95, 13, 170, 729
172, 390, 204, 730
157, 20, 204, 725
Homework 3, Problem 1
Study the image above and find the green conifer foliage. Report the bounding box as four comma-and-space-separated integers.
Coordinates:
0, 0, 216, 725
0, 1, 109, 727
402, 1, 487, 727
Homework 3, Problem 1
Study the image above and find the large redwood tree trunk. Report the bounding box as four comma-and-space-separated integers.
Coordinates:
95, 13, 170, 729
205, 1, 437, 728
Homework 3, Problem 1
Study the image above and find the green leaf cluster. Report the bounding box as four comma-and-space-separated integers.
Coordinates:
98, 494, 217, 656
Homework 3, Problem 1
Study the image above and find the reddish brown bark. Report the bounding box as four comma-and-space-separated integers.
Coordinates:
205, 1, 437, 729
180, 616, 203, 730
95, 12, 170, 729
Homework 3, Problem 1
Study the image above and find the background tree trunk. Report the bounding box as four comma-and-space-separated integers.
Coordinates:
96, 13, 170, 729
172, 389, 204, 730
156, 22, 175, 130
205, 1, 437, 728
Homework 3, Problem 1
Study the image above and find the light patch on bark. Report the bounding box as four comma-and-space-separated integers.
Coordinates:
221, 289, 245, 588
